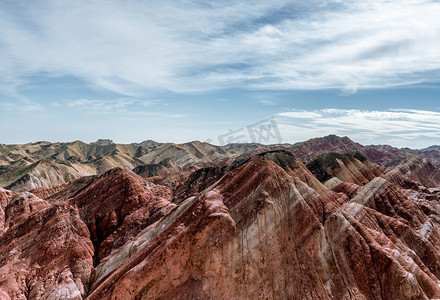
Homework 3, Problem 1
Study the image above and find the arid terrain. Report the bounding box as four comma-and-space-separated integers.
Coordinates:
1, 135, 440, 299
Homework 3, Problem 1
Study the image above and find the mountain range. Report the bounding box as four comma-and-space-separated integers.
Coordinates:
1, 135, 440, 299
2, 135, 440, 192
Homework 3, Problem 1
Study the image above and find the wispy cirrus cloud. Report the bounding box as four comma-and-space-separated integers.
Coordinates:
53, 98, 158, 112
277, 108, 440, 147
1, 0, 440, 97
0, 99, 43, 112
52, 97, 187, 118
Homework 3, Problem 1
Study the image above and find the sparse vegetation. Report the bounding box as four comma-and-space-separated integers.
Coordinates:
0, 162, 38, 188
350, 151, 367, 162
1, 145, 18, 152
258, 150, 299, 171
306, 151, 368, 182
306, 155, 334, 182
385, 156, 404, 168
306, 152, 359, 182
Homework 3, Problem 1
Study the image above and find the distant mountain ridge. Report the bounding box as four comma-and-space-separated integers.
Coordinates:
2, 136, 440, 298
2, 136, 440, 192
2, 145, 440, 298
422, 145, 440, 151
0, 139, 268, 191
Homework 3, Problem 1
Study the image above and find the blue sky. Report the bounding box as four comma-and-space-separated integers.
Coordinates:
1, 0, 440, 148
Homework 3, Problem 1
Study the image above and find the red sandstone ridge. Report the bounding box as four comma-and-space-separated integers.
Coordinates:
1, 150, 440, 299
385, 156, 440, 188
0, 187, 17, 234
288, 135, 440, 170
3, 136, 440, 194
0, 169, 173, 299
290, 135, 364, 162
0, 192, 93, 299
305, 151, 383, 185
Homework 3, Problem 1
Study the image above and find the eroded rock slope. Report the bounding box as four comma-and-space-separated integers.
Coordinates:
1, 149, 440, 299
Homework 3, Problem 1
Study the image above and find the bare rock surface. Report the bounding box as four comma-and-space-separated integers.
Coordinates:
1, 147, 440, 299
386, 156, 440, 188
3, 135, 440, 193
0, 194, 94, 299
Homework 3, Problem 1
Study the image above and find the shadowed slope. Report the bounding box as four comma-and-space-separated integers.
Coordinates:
386, 156, 440, 188
87, 151, 440, 299
1, 150, 440, 299
306, 152, 382, 185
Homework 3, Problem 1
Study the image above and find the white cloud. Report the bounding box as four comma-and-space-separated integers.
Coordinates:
53, 98, 158, 112
1, 102, 43, 112
52, 97, 187, 118
276, 108, 440, 147
278, 111, 323, 119
257, 98, 276, 106
0, 0, 440, 96
0, 98, 43, 112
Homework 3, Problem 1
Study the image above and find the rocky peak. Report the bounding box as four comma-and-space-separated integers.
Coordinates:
306, 151, 382, 185
91, 139, 114, 146
2, 138, 440, 299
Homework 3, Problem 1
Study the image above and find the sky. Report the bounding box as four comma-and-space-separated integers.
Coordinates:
1, 0, 440, 148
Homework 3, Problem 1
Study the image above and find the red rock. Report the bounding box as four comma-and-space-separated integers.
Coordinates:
331, 181, 361, 198
66, 168, 174, 262
306, 152, 383, 185
2, 150, 440, 299
0, 187, 17, 234
87, 152, 440, 299
0, 196, 94, 299
386, 156, 440, 188
290, 134, 364, 163
31, 175, 97, 203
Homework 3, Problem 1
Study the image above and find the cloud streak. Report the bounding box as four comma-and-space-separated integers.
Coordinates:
277, 108, 440, 147
52, 97, 187, 119
1, 0, 440, 97
54, 98, 157, 111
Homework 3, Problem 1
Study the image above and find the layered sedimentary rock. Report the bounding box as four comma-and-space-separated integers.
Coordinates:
1, 149, 440, 299
4, 160, 92, 193
290, 134, 364, 163
385, 156, 440, 188
0, 188, 16, 235
3, 135, 440, 195
0, 192, 94, 299
85, 151, 440, 299
305, 151, 382, 185
0, 169, 174, 299
288, 135, 440, 169
0, 140, 267, 192
363, 144, 440, 168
